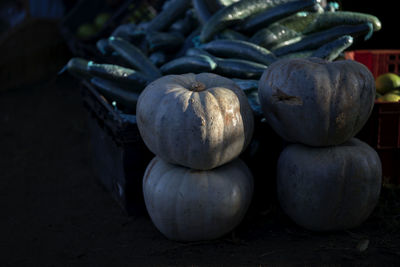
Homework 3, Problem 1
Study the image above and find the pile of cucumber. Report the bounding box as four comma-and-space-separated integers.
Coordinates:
65, 0, 381, 117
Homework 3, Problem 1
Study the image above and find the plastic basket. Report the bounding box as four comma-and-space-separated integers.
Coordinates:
347, 50, 400, 185
345, 49, 400, 78
81, 81, 154, 216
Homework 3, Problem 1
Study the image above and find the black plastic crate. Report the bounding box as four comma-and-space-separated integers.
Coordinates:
81, 81, 154, 216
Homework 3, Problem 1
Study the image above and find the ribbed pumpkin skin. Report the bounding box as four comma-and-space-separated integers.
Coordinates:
277, 138, 382, 231
137, 73, 254, 170
258, 57, 376, 146
143, 157, 254, 241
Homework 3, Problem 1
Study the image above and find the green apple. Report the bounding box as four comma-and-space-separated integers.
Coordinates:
76, 23, 98, 39
375, 73, 400, 95
377, 93, 400, 102
94, 13, 111, 29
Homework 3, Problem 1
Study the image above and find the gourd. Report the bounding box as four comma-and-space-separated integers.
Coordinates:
136, 73, 254, 170
258, 57, 375, 146
143, 156, 254, 241
277, 138, 382, 231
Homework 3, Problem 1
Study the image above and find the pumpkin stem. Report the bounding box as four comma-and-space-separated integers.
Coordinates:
190, 82, 206, 92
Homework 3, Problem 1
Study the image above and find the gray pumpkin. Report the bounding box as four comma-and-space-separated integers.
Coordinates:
258, 57, 376, 146
137, 73, 254, 170
143, 156, 254, 241
277, 138, 382, 231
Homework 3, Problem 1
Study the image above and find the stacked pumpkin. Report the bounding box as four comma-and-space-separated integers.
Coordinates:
136, 72, 255, 241
258, 57, 382, 231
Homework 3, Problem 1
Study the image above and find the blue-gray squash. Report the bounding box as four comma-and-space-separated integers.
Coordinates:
277, 138, 382, 231
143, 156, 254, 241
258, 57, 376, 146
137, 73, 254, 170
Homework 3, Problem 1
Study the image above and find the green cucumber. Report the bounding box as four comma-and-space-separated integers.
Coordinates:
160, 55, 217, 74
214, 29, 249, 41
200, 0, 298, 42
246, 90, 263, 117
90, 77, 139, 114
193, 0, 213, 24
87, 62, 151, 91
302, 11, 382, 34
66, 58, 91, 80
96, 39, 114, 55
149, 51, 169, 67
200, 39, 277, 65
111, 23, 137, 40
272, 22, 373, 56
169, 10, 199, 36
146, 0, 192, 32
277, 50, 313, 59
174, 27, 202, 58
237, 0, 318, 33
213, 58, 267, 79
275, 10, 319, 32
249, 23, 302, 50
146, 31, 185, 52
185, 47, 217, 59
310, 35, 354, 61
108, 37, 161, 79
203, 0, 239, 13
232, 78, 259, 92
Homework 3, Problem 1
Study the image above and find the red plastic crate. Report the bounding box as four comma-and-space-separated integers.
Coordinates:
345, 49, 400, 78
347, 50, 400, 185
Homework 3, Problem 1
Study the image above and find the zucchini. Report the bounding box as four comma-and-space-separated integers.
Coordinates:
214, 29, 249, 41
160, 55, 217, 74
232, 78, 259, 92
236, 0, 318, 33
205, 0, 242, 13
146, 31, 185, 52
193, 0, 213, 24
65, 58, 91, 80
169, 10, 199, 36
108, 37, 162, 79
200, 0, 298, 42
278, 50, 313, 59
275, 10, 319, 32
149, 51, 169, 67
246, 90, 263, 117
302, 11, 382, 34
272, 22, 373, 56
213, 58, 267, 79
96, 39, 114, 55
310, 35, 354, 61
147, 0, 192, 32
200, 39, 277, 65
90, 77, 140, 114
185, 47, 217, 59
87, 61, 151, 91
249, 23, 302, 50
174, 27, 202, 58
111, 23, 137, 40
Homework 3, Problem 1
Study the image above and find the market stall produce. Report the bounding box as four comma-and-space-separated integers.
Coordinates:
62, 0, 386, 233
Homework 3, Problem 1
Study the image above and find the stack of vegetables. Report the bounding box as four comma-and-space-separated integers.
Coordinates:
258, 57, 383, 231
65, 0, 382, 118
137, 73, 255, 241
63, 0, 384, 236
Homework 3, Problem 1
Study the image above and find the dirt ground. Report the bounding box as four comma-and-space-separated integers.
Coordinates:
1, 74, 400, 266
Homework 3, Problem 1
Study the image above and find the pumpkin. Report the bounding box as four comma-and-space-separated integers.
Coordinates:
277, 138, 382, 231
137, 73, 254, 170
143, 156, 254, 241
258, 57, 376, 146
